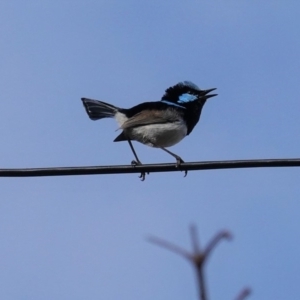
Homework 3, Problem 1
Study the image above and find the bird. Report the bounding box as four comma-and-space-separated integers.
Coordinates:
81, 81, 217, 180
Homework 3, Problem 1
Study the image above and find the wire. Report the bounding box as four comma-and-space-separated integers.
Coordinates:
0, 158, 300, 177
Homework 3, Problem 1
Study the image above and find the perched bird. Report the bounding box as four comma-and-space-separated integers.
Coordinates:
81, 81, 217, 180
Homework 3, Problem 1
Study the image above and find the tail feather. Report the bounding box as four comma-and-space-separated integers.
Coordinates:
81, 98, 118, 120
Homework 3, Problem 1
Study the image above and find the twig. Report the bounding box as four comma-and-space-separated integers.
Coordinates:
147, 236, 191, 260
148, 225, 232, 300
203, 230, 232, 260
235, 288, 251, 300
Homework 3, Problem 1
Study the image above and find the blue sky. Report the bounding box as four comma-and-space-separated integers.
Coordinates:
1, 1, 300, 299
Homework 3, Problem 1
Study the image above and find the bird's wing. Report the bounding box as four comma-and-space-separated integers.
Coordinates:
121, 110, 177, 129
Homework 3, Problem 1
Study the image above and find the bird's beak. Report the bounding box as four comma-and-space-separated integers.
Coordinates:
204, 93, 218, 100
201, 88, 217, 100
203, 88, 217, 95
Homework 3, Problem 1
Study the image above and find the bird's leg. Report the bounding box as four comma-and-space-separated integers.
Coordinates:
127, 140, 148, 181
128, 139, 142, 165
160, 147, 188, 177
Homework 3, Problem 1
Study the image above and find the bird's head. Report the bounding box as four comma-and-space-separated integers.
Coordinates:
161, 81, 217, 105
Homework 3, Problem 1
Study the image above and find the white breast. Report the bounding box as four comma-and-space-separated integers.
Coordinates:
127, 120, 188, 148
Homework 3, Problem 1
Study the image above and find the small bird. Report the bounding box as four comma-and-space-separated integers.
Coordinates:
81, 81, 217, 180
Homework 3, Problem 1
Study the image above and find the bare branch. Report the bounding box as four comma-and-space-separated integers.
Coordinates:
148, 227, 238, 300
235, 288, 251, 300
203, 230, 232, 260
190, 224, 201, 253
147, 236, 191, 260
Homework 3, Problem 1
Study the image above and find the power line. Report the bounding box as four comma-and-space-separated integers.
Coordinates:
0, 158, 300, 177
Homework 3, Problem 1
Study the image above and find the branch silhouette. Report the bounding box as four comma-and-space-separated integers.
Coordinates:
148, 225, 249, 300
235, 288, 251, 300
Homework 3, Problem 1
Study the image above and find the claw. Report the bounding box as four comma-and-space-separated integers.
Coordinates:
131, 160, 139, 166
175, 156, 188, 177
131, 160, 148, 181
139, 172, 146, 181
175, 157, 184, 166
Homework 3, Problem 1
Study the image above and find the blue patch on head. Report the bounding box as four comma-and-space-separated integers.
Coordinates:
182, 81, 200, 91
161, 100, 186, 109
178, 93, 197, 103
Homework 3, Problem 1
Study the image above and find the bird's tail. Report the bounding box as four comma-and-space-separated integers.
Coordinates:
81, 98, 119, 120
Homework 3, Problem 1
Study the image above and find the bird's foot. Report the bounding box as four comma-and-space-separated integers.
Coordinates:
175, 156, 188, 177
131, 160, 149, 181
